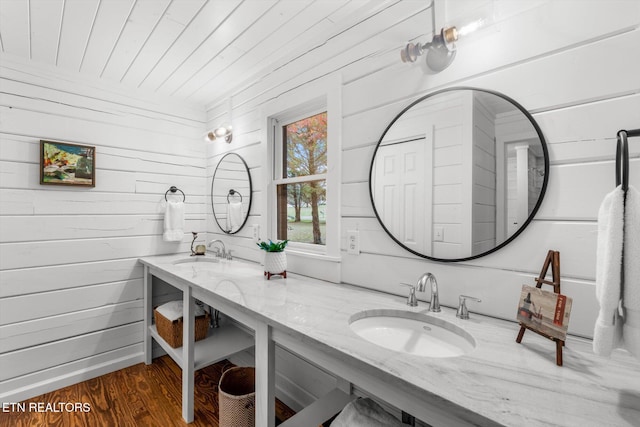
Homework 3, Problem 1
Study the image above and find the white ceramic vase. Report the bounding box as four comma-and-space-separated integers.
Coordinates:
264, 251, 287, 278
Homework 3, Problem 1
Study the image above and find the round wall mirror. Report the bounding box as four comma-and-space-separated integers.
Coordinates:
369, 87, 549, 262
211, 153, 252, 234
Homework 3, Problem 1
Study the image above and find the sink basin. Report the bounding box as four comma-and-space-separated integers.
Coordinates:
349, 309, 475, 358
172, 257, 219, 265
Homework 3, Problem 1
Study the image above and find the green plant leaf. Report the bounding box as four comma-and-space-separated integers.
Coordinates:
256, 239, 288, 252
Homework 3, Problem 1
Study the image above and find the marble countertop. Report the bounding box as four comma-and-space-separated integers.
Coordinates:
139, 254, 640, 427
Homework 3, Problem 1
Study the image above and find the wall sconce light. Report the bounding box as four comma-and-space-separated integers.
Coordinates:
206, 125, 233, 143
400, 0, 492, 73
401, 26, 458, 72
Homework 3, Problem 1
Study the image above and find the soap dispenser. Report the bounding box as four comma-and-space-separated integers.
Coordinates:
190, 232, 206, 256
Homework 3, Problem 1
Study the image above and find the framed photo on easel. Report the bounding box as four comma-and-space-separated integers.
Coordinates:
515, 250, 571, 366
517, 285, 572, 342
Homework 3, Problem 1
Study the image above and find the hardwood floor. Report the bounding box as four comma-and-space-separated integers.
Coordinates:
0, 356, 296, 427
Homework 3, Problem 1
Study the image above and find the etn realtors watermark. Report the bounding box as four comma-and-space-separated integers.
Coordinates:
2, 402, 91, 413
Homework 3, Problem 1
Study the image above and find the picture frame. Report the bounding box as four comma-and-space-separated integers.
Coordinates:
516, 284, 572, 342
40, 140, 95, 187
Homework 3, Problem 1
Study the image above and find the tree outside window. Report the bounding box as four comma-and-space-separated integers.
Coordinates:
277, 112, 327, 245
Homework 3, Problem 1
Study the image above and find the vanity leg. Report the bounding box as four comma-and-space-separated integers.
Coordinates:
143, 266, 152, 365
255, 322, 275, 427
182, 286, 195, 423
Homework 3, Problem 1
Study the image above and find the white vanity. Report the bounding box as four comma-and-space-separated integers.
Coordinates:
139, 254, 640, 427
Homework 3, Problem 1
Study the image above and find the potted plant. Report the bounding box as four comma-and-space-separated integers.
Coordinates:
257, 239, 288, 279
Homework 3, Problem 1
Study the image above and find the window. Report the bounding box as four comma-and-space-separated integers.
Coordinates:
274, 111, 328, 246
267, 81, 341, 273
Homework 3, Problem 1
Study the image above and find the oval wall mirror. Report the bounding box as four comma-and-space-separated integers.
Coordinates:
211, 153, 252, 234
369, 87, 549, 262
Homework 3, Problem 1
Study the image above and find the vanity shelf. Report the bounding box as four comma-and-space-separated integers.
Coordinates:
149, 321, 253, 371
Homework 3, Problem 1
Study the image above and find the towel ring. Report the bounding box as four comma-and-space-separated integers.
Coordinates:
227, 189, 243, 203
165, 186, 185, 202
616, 130, 629, 192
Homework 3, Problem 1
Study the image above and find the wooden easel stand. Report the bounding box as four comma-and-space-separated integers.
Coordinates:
516, 250, 564, 366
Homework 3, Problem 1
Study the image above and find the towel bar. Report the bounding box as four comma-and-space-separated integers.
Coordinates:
165, 186, 186, 202
227, 189, 243, 203
616, 128, 640, 192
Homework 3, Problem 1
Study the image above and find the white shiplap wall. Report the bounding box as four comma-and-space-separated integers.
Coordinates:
209, 0, 640, 336
0, 57, 206, 402
0, 0, 638, 414
205, 1, 640, 408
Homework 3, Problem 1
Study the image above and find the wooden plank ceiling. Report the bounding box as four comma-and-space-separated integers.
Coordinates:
0, 0, 405, 107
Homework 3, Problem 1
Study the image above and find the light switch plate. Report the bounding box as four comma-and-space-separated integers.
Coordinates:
347, 230, 360, 255
253, 225, 260, 242
434, 226, 444, 242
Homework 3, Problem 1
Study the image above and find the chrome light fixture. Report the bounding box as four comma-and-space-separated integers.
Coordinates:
401, 26, 458, 72
206, 125, 233, 143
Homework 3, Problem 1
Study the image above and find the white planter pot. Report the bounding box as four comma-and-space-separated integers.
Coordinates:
264, 251, 287, 279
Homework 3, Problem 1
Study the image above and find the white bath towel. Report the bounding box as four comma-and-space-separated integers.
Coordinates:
155, 300, 205, 322
226, 201, 244, 233
623, 185, 640, 360
593, 186, 625, 356
330, 398, 405, 427
163, 200, 185, 242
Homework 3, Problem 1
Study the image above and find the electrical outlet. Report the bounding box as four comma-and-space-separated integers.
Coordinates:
347, 230, 360, 255
253, 225, 260, 242
434, 226, 444, 242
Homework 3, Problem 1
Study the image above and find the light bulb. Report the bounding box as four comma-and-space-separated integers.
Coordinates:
206, 125, 233, 143
458, 18, 486, 37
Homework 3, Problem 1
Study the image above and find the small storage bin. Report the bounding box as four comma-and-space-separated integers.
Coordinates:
154, 300, 209, 348
219, 366, 255, 427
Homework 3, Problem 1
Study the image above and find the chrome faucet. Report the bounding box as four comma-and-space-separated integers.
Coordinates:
208, 239, 226, 258
418, 273, 440, 312
400, 273, 440, 310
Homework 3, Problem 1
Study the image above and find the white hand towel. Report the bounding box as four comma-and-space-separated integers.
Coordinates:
623, 185, 640, 360
163, 200, 185, 242
593, 186, 625, 356
226, 201, 244, 233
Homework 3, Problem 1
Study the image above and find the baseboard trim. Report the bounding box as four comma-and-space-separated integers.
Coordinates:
0, 351, 144, 403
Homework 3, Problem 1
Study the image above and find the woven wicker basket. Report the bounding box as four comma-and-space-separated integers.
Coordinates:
154, 308, 209, 348
219, 367, 255, 427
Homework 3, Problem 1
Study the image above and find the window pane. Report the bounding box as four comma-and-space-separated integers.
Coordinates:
277, 180, 326, 245
284, 112, 327, 179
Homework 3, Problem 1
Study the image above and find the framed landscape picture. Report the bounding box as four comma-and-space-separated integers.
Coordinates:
40, 140, 95, 187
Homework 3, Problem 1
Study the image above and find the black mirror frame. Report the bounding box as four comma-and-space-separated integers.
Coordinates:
211, 152, 253, 235
368, 86, 549, 262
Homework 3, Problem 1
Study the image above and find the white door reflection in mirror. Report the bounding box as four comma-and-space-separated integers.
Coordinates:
373, 139, 427, 254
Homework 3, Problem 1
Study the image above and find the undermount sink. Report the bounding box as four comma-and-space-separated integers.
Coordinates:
349, 309, 476, 358
172, 257, 219, 265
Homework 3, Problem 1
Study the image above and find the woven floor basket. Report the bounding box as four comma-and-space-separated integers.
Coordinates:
219, 367, 255, 427
154, 309, 209, 348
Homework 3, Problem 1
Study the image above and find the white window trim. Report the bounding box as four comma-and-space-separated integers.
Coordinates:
272, 107, 330, 255
274, 173, 327, 185
265, 77, 342, 263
